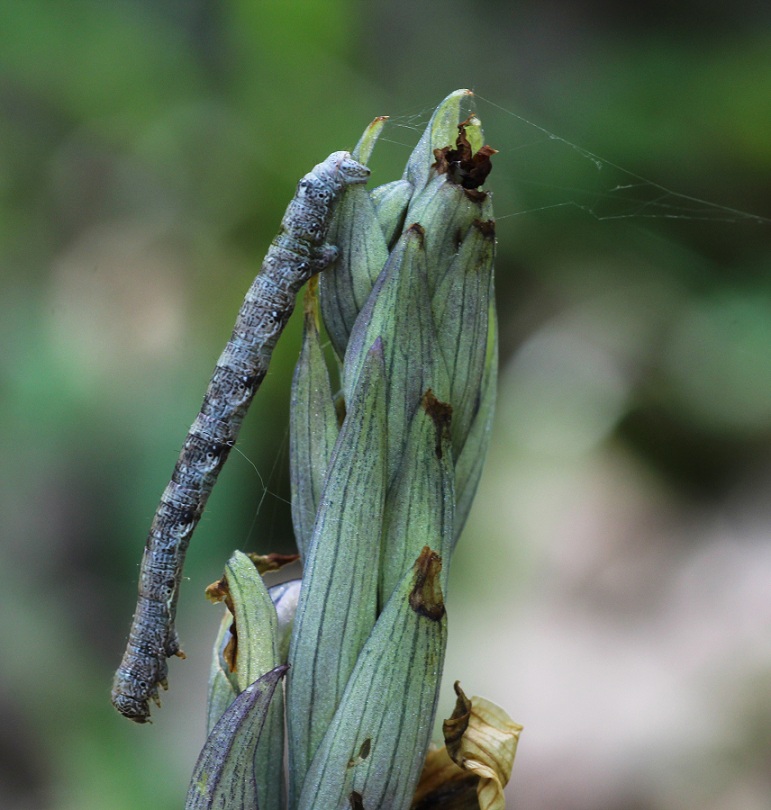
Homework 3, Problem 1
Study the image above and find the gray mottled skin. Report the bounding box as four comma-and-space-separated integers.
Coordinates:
112, 152, 370, 722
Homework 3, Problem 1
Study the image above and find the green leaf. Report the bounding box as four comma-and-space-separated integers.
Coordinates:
207, 573, 303, 733
223, 552, 280, 691
186, 665, 288, 810
223, 551, 285, 810
380, 392, 455, 606
296, 548, 448, 810
287, 341, 388, 805
344, 224, 449, 483
454, 303, 498, 547
370, 179, 413, 248
319, 114, 390, 357
352, 115, 389, 166
321, 181, 390, 358
462, 114, 486, 156
406, 174, 494, 293
432, 219, 495, 459
290, 290, 340, 560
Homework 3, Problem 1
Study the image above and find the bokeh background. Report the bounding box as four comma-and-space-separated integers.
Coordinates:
2, 2, 769, 808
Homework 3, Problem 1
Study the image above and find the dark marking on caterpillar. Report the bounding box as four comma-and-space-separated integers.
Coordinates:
112, 151, 370, 722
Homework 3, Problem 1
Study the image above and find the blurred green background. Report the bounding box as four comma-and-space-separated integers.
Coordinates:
1, 2, 769, 808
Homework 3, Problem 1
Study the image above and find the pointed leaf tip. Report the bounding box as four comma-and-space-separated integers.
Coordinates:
353, 116, 390, 166
186, 665, 288, 810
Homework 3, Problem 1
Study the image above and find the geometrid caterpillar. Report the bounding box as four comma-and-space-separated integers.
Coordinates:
112, 151, 370, 722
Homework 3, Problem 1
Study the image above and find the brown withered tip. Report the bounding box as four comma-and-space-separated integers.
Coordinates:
409, 546, 446, 621
422, 389, 453, 459
247, 551, 300, 574
433, 116, 497, 200
205, 576, 230, 606
443, 681, 473, 756
204, 576, 238, 670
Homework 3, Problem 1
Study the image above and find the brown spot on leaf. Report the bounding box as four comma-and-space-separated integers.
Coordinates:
347, 737, 372, 768
405, 221, 426, 245
349, 790, 365, 809
474, 218, 496, 239
422, 389, 452, 460
409, 547, 445, 621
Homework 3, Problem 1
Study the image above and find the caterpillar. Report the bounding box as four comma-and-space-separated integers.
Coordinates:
112, 151, 370, 722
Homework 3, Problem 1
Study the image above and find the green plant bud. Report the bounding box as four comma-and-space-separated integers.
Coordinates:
370, 178, 413, 248
406, 174, 494, 293
186, 665, 288, 810
403, 89, 472, 193
454, 304, 498, 547
290, 286, 340, 559
344, 224, 449, 483
287, 341, 388, 805
208, 566, 305, 733
432, 219, 496, 459
379, 391, 454, 607
207, 575, 303, 735
220, 552, 280, 691
296, 548, 447, 810
321, 179, 390, 358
